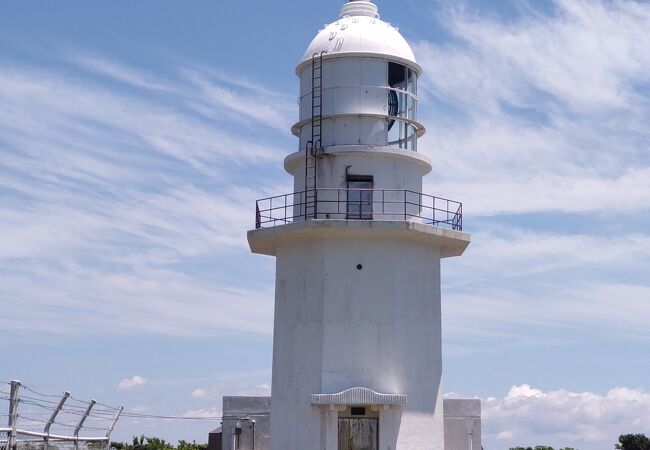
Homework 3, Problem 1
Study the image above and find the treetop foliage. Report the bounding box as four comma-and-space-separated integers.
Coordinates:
509, 446, 576, 450
110, 436, 207, 450
616, 434, 650, 450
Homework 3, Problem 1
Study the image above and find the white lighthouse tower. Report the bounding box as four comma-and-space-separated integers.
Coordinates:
248, 1, 470, 449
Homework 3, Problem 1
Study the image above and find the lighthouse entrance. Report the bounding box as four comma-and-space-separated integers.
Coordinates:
338, 418, 378, 450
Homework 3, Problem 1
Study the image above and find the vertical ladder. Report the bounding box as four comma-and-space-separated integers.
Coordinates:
304, 51, 325, 220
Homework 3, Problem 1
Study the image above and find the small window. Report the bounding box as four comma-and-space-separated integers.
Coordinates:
387, 62, 406, 132
387, 62, 418, 151
388, 62, 407, 90
347, 175, 373, 220
350, 407, 366, 416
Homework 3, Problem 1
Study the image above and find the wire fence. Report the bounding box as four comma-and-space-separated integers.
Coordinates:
0, 381, 122, 450
1, 379, 273, 450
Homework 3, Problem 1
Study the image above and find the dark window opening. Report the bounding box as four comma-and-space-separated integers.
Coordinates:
350, 407, 366, 416
347, 175, 373, 220
387, 90, 398, 131
387, 62, 405, 132
388, 62, 407, 88
387, 62, 417, 151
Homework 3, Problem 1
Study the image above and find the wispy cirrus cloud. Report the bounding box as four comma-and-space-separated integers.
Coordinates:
70, 54, 171, 92
0, 52, 287, 337
442, 227, 650, 352
414, 0, 650, 217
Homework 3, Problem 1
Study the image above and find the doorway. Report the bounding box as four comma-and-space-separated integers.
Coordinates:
346, 175, 373, 220
338, 418, 378, 450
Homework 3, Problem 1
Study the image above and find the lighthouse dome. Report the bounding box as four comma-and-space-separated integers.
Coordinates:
297, 0, 420, 75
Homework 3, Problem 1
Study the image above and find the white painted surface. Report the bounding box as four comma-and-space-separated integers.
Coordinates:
294, 57, 423, 150
256, 226, 459, 450
248, 221, 470, 260
295, 1, 422, 152
298, 7, 419, 75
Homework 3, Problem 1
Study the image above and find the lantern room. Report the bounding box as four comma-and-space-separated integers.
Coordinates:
292, 0, 425, 152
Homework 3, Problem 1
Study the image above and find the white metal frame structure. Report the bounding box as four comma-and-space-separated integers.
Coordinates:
0, 381, 122, 450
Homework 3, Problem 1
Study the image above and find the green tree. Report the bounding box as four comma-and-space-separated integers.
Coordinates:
616, 434, 650, 450
111, 436, 205, 450
177, 441, 207, 450
509, 446, 577, 450
510, 446, 555, 450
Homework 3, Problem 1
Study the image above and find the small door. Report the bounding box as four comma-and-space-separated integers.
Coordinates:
338, 418, 378, 450
347, 177, 373, 220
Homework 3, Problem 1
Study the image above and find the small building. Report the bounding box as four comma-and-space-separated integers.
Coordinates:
443, 399, 481, 450
207, 426, 222, 450
218, 397, 271, 450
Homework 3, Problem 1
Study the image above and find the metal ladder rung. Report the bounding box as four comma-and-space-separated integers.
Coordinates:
304, 51, 325, 220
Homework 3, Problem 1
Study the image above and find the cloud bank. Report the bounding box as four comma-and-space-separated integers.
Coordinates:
482, 384, 650, 448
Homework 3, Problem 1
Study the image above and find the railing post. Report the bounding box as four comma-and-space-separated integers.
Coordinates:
404, 190, 407, 220
43, 391, 70, 450
255, 203, 261, 229
284, 194, 288, 224
7, 381, 20, 450
432, 196, 436, 225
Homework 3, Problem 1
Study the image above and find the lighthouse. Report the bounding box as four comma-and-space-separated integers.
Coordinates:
247, 0, 471, 449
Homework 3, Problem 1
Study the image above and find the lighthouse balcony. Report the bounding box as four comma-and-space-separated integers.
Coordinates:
254, 188, 462, 231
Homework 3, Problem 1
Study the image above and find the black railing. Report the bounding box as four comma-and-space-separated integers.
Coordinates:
255, 189, 462, 231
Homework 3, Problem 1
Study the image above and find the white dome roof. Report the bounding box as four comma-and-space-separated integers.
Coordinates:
297, 1, 420, 75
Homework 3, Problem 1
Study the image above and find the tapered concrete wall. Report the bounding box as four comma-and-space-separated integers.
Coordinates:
269, 229, 445, 450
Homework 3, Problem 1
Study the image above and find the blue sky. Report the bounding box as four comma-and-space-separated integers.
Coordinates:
1, 0, 649, 449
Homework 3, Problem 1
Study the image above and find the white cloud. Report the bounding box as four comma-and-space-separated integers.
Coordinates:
497, 430, 514, 440
437, 225, 650, 361
182, 407, 221, 419
190, 382, 271, 401
191, 389, 207, 399
483, 384, 650, 448
412, 0, 650, 217
0, 54, 285, 337
118, 375, 148, 391
448, 229, 650, 284
184, 70, 295, 135
71, 54, 170, 91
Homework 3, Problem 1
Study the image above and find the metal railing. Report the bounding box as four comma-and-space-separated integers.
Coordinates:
255, 188, 462, 231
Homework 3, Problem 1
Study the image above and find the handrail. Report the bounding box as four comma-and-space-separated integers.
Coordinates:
255, 188, 463, 231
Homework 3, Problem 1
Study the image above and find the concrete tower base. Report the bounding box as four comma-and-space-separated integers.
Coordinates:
249, 220, 470, 450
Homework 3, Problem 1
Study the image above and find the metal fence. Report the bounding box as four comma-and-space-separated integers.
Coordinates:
255, 188, 463, 231
0, 381, 122, 450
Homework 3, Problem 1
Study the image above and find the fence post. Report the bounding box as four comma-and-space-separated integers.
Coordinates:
7, 381, 21, 450
74, 400, 96, 450
105, 406, 123, 450
44, 392, 69, 450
